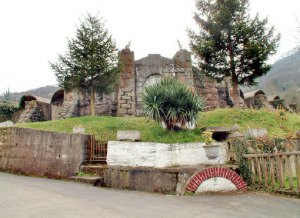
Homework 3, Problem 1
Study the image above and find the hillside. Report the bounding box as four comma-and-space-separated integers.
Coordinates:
14, 108, 300, 143
260, 49, 300, 90
0, 86, 60, 102
242, 48, 300, 105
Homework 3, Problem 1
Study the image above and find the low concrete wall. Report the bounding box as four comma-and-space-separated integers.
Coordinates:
82, 165, 240, 194
107, 141, 228, 167
0, 127, 87, 178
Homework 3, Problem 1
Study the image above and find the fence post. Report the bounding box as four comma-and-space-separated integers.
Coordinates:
294, 154, 300, 190
270, 157, 276, 188
285, 155, 293, 190
262, 157, 268, 187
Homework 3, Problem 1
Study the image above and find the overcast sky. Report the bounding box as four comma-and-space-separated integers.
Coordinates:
0, 0, 299, 94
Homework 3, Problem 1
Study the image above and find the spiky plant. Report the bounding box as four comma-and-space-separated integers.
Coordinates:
141, 78, 206, 130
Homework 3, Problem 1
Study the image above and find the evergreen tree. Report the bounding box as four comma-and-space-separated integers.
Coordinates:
188, 0, 280, 108
50, 13, 122, 116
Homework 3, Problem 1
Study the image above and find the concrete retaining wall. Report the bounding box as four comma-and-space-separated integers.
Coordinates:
0, 127, 87, 178
107, 141, 228, 167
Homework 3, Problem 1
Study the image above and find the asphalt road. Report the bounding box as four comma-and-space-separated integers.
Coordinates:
0, 172, 299, 218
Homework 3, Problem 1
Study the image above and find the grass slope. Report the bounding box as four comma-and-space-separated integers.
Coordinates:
14, 108, 300, 143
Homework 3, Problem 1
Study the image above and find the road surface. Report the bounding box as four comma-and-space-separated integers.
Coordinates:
0, 172, 299, 218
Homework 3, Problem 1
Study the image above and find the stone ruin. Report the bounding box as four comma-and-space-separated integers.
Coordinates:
16, 95, 50, 123
47, 48, 245, 121
244, 89, 295, 112
15, 48, 294, 123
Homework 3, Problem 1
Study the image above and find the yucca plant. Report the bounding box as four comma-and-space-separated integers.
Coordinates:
141, 78, 206, 130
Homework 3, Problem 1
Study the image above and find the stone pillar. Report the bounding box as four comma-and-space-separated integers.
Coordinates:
173, 49, 194, 87
117, 49, 136, 117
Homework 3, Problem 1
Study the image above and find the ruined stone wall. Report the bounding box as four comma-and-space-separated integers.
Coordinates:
56, 90, 118, 120
270, 100, 294, 112
134, 50, 194, 116
18, 101, 48, 123
173, 49, 194, 87
0, 127, 87, 178
245, 94, 274, 110
195, 77, 228, 110
117, 49, 136, 117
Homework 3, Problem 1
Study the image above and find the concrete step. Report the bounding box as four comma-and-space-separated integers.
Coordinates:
81, 165, 107, 177
69, 176, 104, 186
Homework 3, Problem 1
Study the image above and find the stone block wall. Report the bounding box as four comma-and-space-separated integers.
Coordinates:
55, 90, 118, 120
195, 77, 228, 110
117, 88, 136, 116
0, 127, 87, 178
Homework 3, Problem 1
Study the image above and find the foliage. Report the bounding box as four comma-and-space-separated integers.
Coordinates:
203, 129, 215, 145
0, 101, 19, 122
141, 78, 206, 130
188, 0, 280, 107
50, 13, 122, 116
231, 132, 294, 185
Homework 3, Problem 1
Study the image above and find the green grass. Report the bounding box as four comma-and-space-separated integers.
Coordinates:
14, 108, 300, 143
14, 116, 205, 143
200, 108, 300, 138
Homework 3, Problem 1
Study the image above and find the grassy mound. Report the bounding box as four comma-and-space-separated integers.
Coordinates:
14, 108, 300, 143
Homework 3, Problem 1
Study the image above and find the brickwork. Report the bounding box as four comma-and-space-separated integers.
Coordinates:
185, 167, 247, 193
117, 49, 136, 117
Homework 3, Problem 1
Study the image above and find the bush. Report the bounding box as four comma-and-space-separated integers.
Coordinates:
0, 101, 19, 122
141, 78, 206, 130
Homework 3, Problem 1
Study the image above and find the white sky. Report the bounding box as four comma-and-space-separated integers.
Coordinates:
0, 0, 299, 94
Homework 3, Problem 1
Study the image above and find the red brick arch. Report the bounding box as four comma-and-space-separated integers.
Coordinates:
184, 167, 247, 193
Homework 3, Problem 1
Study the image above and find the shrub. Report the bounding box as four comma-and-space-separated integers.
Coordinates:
0, 101, 19, 122
141, 78, 206, 130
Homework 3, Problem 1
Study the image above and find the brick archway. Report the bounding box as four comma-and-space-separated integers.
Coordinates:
184, 167, 247, 193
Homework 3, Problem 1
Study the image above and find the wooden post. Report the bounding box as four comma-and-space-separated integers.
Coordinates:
286, 155, 293, 190
263, 157, 268, 187
256, 157, 262, 184
270, 157, 276, 188
276, 156, 283, 188
294, 154, 300, 190
251, 158, 256, 183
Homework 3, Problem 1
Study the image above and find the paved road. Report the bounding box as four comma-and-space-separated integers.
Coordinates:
0, 172, 299, 218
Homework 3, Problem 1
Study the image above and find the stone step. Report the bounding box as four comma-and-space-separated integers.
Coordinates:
81, 165, 107, 177
69, 176, 104, 186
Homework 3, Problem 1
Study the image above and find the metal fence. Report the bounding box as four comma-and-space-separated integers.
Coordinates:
86, 131, 113, 163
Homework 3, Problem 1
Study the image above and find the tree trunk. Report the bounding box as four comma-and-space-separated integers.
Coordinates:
231, 73, 240, 109
90, 83, 95, 116
228, 34, 240, 109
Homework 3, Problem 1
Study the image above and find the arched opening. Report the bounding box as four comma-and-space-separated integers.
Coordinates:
50, 90, 64, 120
143, 74, 164, 88
19, 95, 37, 109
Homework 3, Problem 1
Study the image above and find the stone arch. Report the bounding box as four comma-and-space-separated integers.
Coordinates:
183, 167, 247, 194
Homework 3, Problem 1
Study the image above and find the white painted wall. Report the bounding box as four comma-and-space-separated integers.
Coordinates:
107, 141, 228, 167
196, 177, 238, 193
